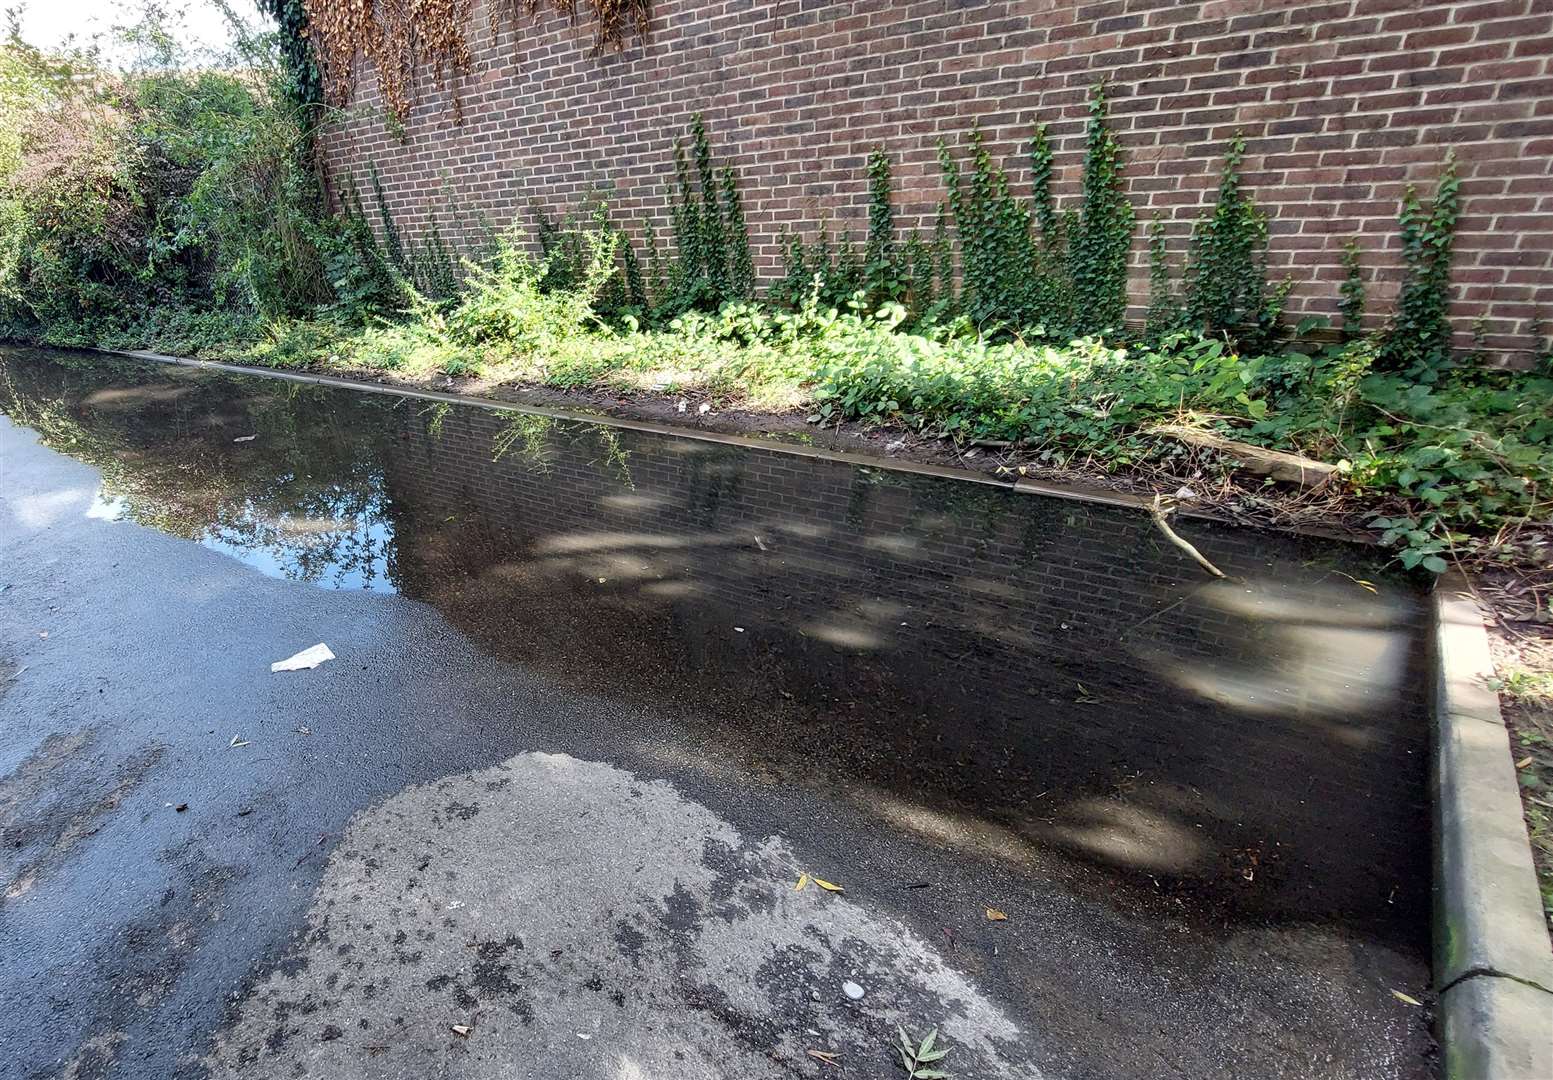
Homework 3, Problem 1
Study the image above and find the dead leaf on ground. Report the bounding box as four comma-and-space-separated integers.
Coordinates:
228, 735, 250, 748
794, 873, 810, 891
806, 1049, 841, 1068
986, 908, 1008, 921
1515, 755, 1534, 769
1391, 990, 1423, 1007
813, 877, 844, 892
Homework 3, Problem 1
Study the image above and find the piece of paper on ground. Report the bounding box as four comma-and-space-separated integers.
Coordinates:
271, 643, 335, 673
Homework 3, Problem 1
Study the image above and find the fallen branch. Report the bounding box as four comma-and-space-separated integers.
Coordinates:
1152, 495, 1226, 579
1149, 423, 1338, 489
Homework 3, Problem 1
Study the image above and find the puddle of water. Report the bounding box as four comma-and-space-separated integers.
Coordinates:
0, 346, 1432, 954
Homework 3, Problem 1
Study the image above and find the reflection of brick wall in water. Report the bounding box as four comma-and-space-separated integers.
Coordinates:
383, 404, 1430, 936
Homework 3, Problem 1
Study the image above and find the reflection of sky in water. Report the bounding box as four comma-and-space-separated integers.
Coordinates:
86, 492, 127, 521
86, 487, 397, 593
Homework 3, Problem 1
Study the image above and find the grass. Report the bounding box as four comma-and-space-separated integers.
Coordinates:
218, 310, 820, 415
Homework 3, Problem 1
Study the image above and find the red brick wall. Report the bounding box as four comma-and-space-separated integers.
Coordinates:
318, 0, 1553, 361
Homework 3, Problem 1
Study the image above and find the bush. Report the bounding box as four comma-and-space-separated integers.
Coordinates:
446, 225, 618, 350
0, 7, 334, 335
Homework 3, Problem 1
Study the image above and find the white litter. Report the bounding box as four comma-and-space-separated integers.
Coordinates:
842, 980, 865, 1000
233, 435, 257, 443
270, 643, 335, 673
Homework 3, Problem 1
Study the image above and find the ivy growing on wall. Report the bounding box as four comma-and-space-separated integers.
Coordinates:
492, 0, 651, 56
1026, 122, 1072, 332
313, 58, 1469, 367
1377, 152, 1460, 379
920, 84, 1132, 338
1179, 134, 1289, 353
1339, 240, 1366, 340
302, 0, 473, 121
1144, 215, 1179, 340
863, 148, 899, 306
660, 114, 752, 315
258, 0, 324, 108
1067, 83, 1134, 337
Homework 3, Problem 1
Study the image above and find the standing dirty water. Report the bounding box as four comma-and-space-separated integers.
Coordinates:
0, 347, 1436, 1079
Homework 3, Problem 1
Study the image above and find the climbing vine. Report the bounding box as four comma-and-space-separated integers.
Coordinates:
661, 114, 752, 315
721, 165, 754, 300
864, 148, 899, 305
491, 0, 650, 55
1180, 133, 1289, 353
259, 0, 324, 108
1377, 152, 1460, 378
946, 125, 1039, 332
1029, 123, 1057, 247
1068, 83, 1134, 337
1339, 239, 1366, 340
1144, 215, 1179, 340
302, 0, 473, 121
1026, 121, 1071, 333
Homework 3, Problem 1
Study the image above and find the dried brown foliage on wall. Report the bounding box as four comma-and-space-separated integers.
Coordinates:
491, 0, 650, 55
304, 0, 650, 122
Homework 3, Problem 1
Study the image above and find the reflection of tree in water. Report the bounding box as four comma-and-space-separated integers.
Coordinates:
490, 411, 634, 488
0, 350, 399, 591
492, 414, 556, 473
202, 480, 396, 591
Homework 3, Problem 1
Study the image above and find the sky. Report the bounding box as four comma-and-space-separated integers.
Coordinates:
10, 0, 257, 63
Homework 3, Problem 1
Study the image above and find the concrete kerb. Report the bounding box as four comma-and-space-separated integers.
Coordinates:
1432, 571, 1553, 1079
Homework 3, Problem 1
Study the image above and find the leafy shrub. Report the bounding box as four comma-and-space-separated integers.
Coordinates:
0, 10, 332, 332
808, 317, 1261, 456
446, 225, 619, 351
1355, 368, 1552, 570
